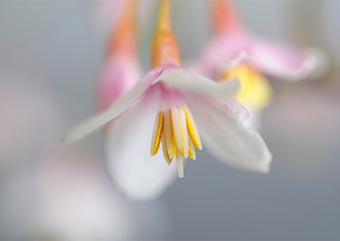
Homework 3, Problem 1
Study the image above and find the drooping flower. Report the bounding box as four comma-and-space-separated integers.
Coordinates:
197, 0, 326, 129
62, 0, 272, 200
198, 0, 325, 82
98, 0, 178, 199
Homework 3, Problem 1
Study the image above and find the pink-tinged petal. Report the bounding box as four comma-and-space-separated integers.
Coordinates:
107, 89, 177, 200
98, 56, 141, 111
197, 33, 250, 79
250, 38, 323, 81
61, 68, 163, 144
187, 95, 272, 173
158, 68, 249, 121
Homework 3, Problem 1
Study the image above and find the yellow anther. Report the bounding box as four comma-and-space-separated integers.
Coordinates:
179, 108, 189, 158
222, 64, 272, 109
164, 110, 176, 159
184, 107, 202, 149
162, 134, 173, 164
151, 112, 164, 155
151, 105, 201, 167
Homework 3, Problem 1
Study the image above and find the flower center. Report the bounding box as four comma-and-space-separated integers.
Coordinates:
151, 106, 202, 177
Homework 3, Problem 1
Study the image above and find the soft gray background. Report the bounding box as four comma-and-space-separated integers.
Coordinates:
0, 0, 339, 240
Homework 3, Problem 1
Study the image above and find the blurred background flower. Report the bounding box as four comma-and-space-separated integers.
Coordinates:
0, 0, 340, 240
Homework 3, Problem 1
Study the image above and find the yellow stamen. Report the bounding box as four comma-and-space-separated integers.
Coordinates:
151, 112, 164, 155
179, 108, 189, 158
222, 64, 272, 109
184, 107, 202, 149
162, 134, 173, 164
164, 110, 176, 159
151, 105, 201, 173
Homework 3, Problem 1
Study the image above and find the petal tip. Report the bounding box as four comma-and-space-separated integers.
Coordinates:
59, 133, 74, 145
257, 151, 273, 174
60, 126, 87, 145
285, 48, 328, 82
258, 162, 271, 174
305, 48, 329, 79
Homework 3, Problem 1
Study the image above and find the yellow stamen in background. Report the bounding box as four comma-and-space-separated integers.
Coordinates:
151, 105, 202, 176
151, 0, 181, 68
222, 64, 272, 110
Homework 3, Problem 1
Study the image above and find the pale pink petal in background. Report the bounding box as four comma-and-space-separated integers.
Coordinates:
250, 37, 328, 81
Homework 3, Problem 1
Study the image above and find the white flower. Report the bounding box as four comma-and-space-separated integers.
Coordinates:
62, 0, 272, 200
62, 65, 272, 199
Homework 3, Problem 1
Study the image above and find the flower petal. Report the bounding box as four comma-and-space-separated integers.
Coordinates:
107, 89, 177, 200
158, 68, 249, 120
61, 68, 163, 144
187, 95, 272, 173
157, 68, 240, 96
251, 38, 323, 81
197, 33, 249, 79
